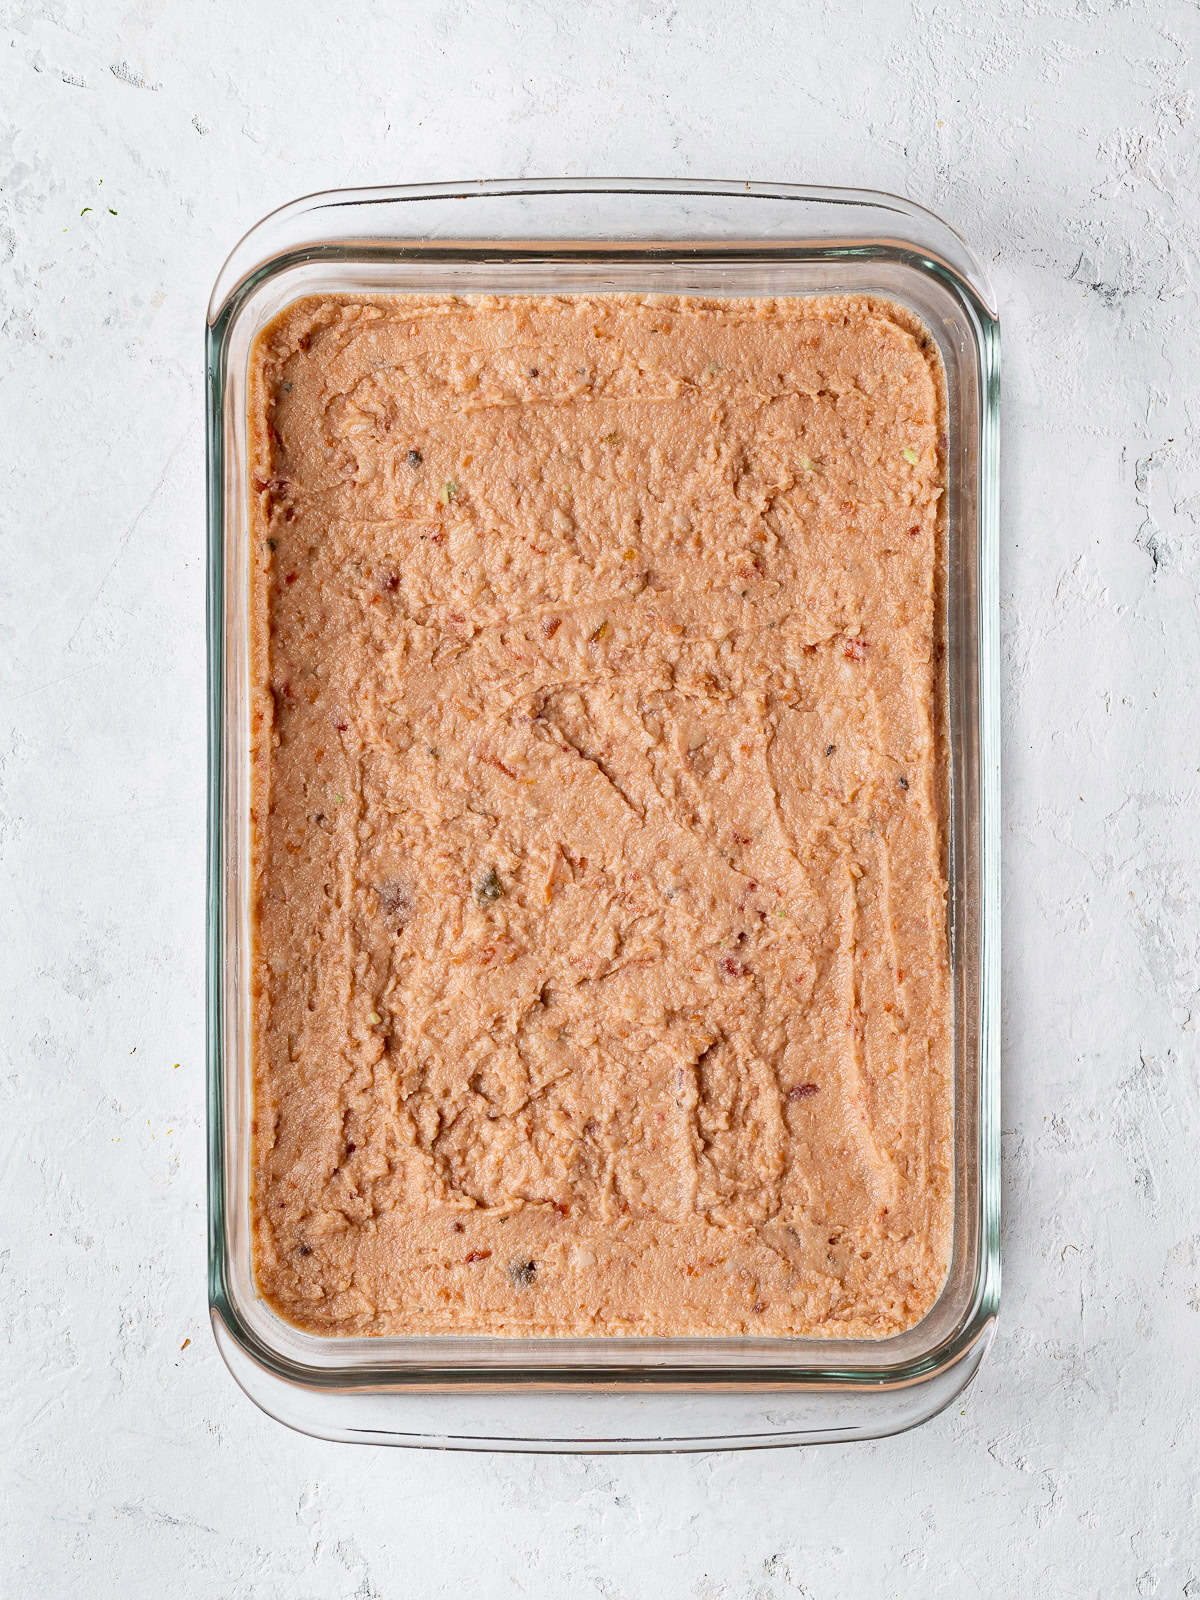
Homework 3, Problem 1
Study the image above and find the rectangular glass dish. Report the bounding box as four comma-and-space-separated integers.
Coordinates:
207, 178, 1000, 1451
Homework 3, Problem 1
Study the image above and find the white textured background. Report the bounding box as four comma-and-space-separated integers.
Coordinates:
3, 0, 1199, 1593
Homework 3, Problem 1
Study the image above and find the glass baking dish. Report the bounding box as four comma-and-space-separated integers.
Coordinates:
206, 178, 1000, 1451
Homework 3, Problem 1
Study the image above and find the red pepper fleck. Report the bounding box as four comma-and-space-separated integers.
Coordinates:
541, 617, 562, 638
788, 1083, 821, 1101
284, 571, 298, 585
384, 572, 400, 591
719, 956, 746, 979
335, 721, 348, 732
842, 637, 868, 661
464, 1250, 492, 1264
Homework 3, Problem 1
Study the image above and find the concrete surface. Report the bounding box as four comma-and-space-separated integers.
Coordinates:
3, 0, 1199, 1593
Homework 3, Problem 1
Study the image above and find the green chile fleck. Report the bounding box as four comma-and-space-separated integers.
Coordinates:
474, 867, 505, 906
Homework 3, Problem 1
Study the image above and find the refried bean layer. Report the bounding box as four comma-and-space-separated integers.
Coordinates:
247, 292, 952, 1338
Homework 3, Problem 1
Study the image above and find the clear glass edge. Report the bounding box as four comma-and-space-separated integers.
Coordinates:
209, 1306, 995, 1453
208, 177, 998, 325
205, 179, 1001, 1419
